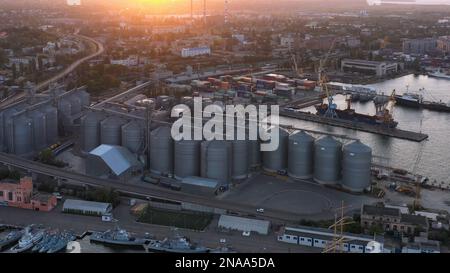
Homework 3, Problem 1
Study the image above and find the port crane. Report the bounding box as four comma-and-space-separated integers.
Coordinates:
317, 38, 338, 118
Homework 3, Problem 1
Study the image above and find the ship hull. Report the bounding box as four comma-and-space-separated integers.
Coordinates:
394, 96, 421, 108
315, 107, 397, 128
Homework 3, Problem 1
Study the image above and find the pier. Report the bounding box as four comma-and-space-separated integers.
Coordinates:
279, 110, 429, 142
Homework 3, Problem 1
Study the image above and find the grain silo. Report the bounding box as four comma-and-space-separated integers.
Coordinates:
231, 139, 249, 180
149, 126, 174, 175
68, 95, 82, 115
262, 126, 289, 172
313, 136, 342, 185
80, 111, 104, 153
201, 140, 232, 186
28, 110, 47, 151
174, 133, 201, 180
248, 139, 261, 168
42, 105, 58, 145
12, 115, 33, 156
100, 116, 126, 146
3, 108, 18, 153
288, 131, 315, 179
121, 121, 144, 154
342, 140, 372, 193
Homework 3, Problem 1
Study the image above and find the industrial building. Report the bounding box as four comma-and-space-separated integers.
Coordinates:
86, 144, 142, 179
62, 199, 112, 216
341, 59, 398, 76
181, 46, 211, 58
218, 215, 271, 235
180, 176, 219, 196
360, 204, 429, 235
278, 226, 385, 253
402, 38, 437, 55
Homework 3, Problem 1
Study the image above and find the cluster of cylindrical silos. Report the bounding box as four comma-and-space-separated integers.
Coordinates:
0, 89, 88, 157
261, 128, 372, 193
80, 114, 373, 192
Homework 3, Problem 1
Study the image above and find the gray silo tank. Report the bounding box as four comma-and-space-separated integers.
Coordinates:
342, 140, 372, 192
150, 126, 174, 175
288, 131, 315, 179
42, 106, 58, 145
174, 134, 201, 180
3, 108, 18, 153
121, 121, 144, 154
69, 95, 82, 115
248, 139, 261, 168
262, 127, 289, 172
313, 136, 342, 185
231, 139, 249, 180
28, 110, 47, 151
78, 90, 90, 108
12, 115, 33, 156
57, 98, 72, 120
100, 116, 125, 145
201, 140, 232, 185
81, 112, 104, 152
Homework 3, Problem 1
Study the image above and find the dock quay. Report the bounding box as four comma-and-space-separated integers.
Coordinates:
279, 110, 428, 142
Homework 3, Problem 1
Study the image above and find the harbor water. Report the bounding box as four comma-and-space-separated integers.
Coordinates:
280, 74, 450, 183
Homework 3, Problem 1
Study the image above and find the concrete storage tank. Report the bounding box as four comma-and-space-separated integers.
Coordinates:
81, 112, 104, 152
262, 127, 289, 172
100, 116, 125, 146
248, 139, 261, 168
12, 115, 33, 156
288, 131, 315, 179
78, 90, 90, 108
174, 134, 201, 180
201, 140, 232, 186
69, 95, 82, 115
342, 140, 372, 192
3, 108, 18, 153
150, 126, 174, 175
313, 136, 342, 185
42, 106, 58, 145
121, 121, 144, 154
28, 110, 47, 150
231, 139, 249, 180
57, 98, 72, 120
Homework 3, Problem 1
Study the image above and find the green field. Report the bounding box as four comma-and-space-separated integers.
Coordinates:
137, 206, 213, 231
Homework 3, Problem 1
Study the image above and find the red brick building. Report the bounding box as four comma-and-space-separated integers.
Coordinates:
0, 176, 57, 211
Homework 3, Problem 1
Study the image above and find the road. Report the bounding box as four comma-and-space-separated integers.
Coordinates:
0, 152, 322, 223
0, 33, 104, 108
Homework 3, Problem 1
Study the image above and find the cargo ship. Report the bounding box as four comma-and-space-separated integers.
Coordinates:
315, 95, 398, 128
395, 92, 450, 112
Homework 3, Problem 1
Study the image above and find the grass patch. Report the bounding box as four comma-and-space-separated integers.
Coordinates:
137, 206, 213, 231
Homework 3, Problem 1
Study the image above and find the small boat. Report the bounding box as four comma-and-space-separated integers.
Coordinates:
10, 226, 44, 253
428, 69, 450, 80
0, 230, 23, 251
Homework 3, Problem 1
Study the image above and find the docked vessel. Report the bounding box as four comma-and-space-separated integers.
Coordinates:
0, 230, 23, 251
428, 69, 450, 80
90, 227, 149, 247
10, 226, 44, 253
146, 236, 209, 253
315, 103, 398, 128
394, 88, 450, 112
47, 232, 76, 253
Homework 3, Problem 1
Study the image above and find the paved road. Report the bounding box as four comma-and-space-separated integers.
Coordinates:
0, 33, 104, 108
0, 152, 329, 223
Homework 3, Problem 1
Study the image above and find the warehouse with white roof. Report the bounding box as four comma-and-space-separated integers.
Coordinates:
218, 215, 271, 235
62, 199, 112, 216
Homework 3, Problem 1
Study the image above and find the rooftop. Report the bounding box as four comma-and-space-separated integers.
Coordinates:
362, 204, 400, 217
401, 214, 429, 227
63, 199, 112, 213
89, 144, 141, 176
